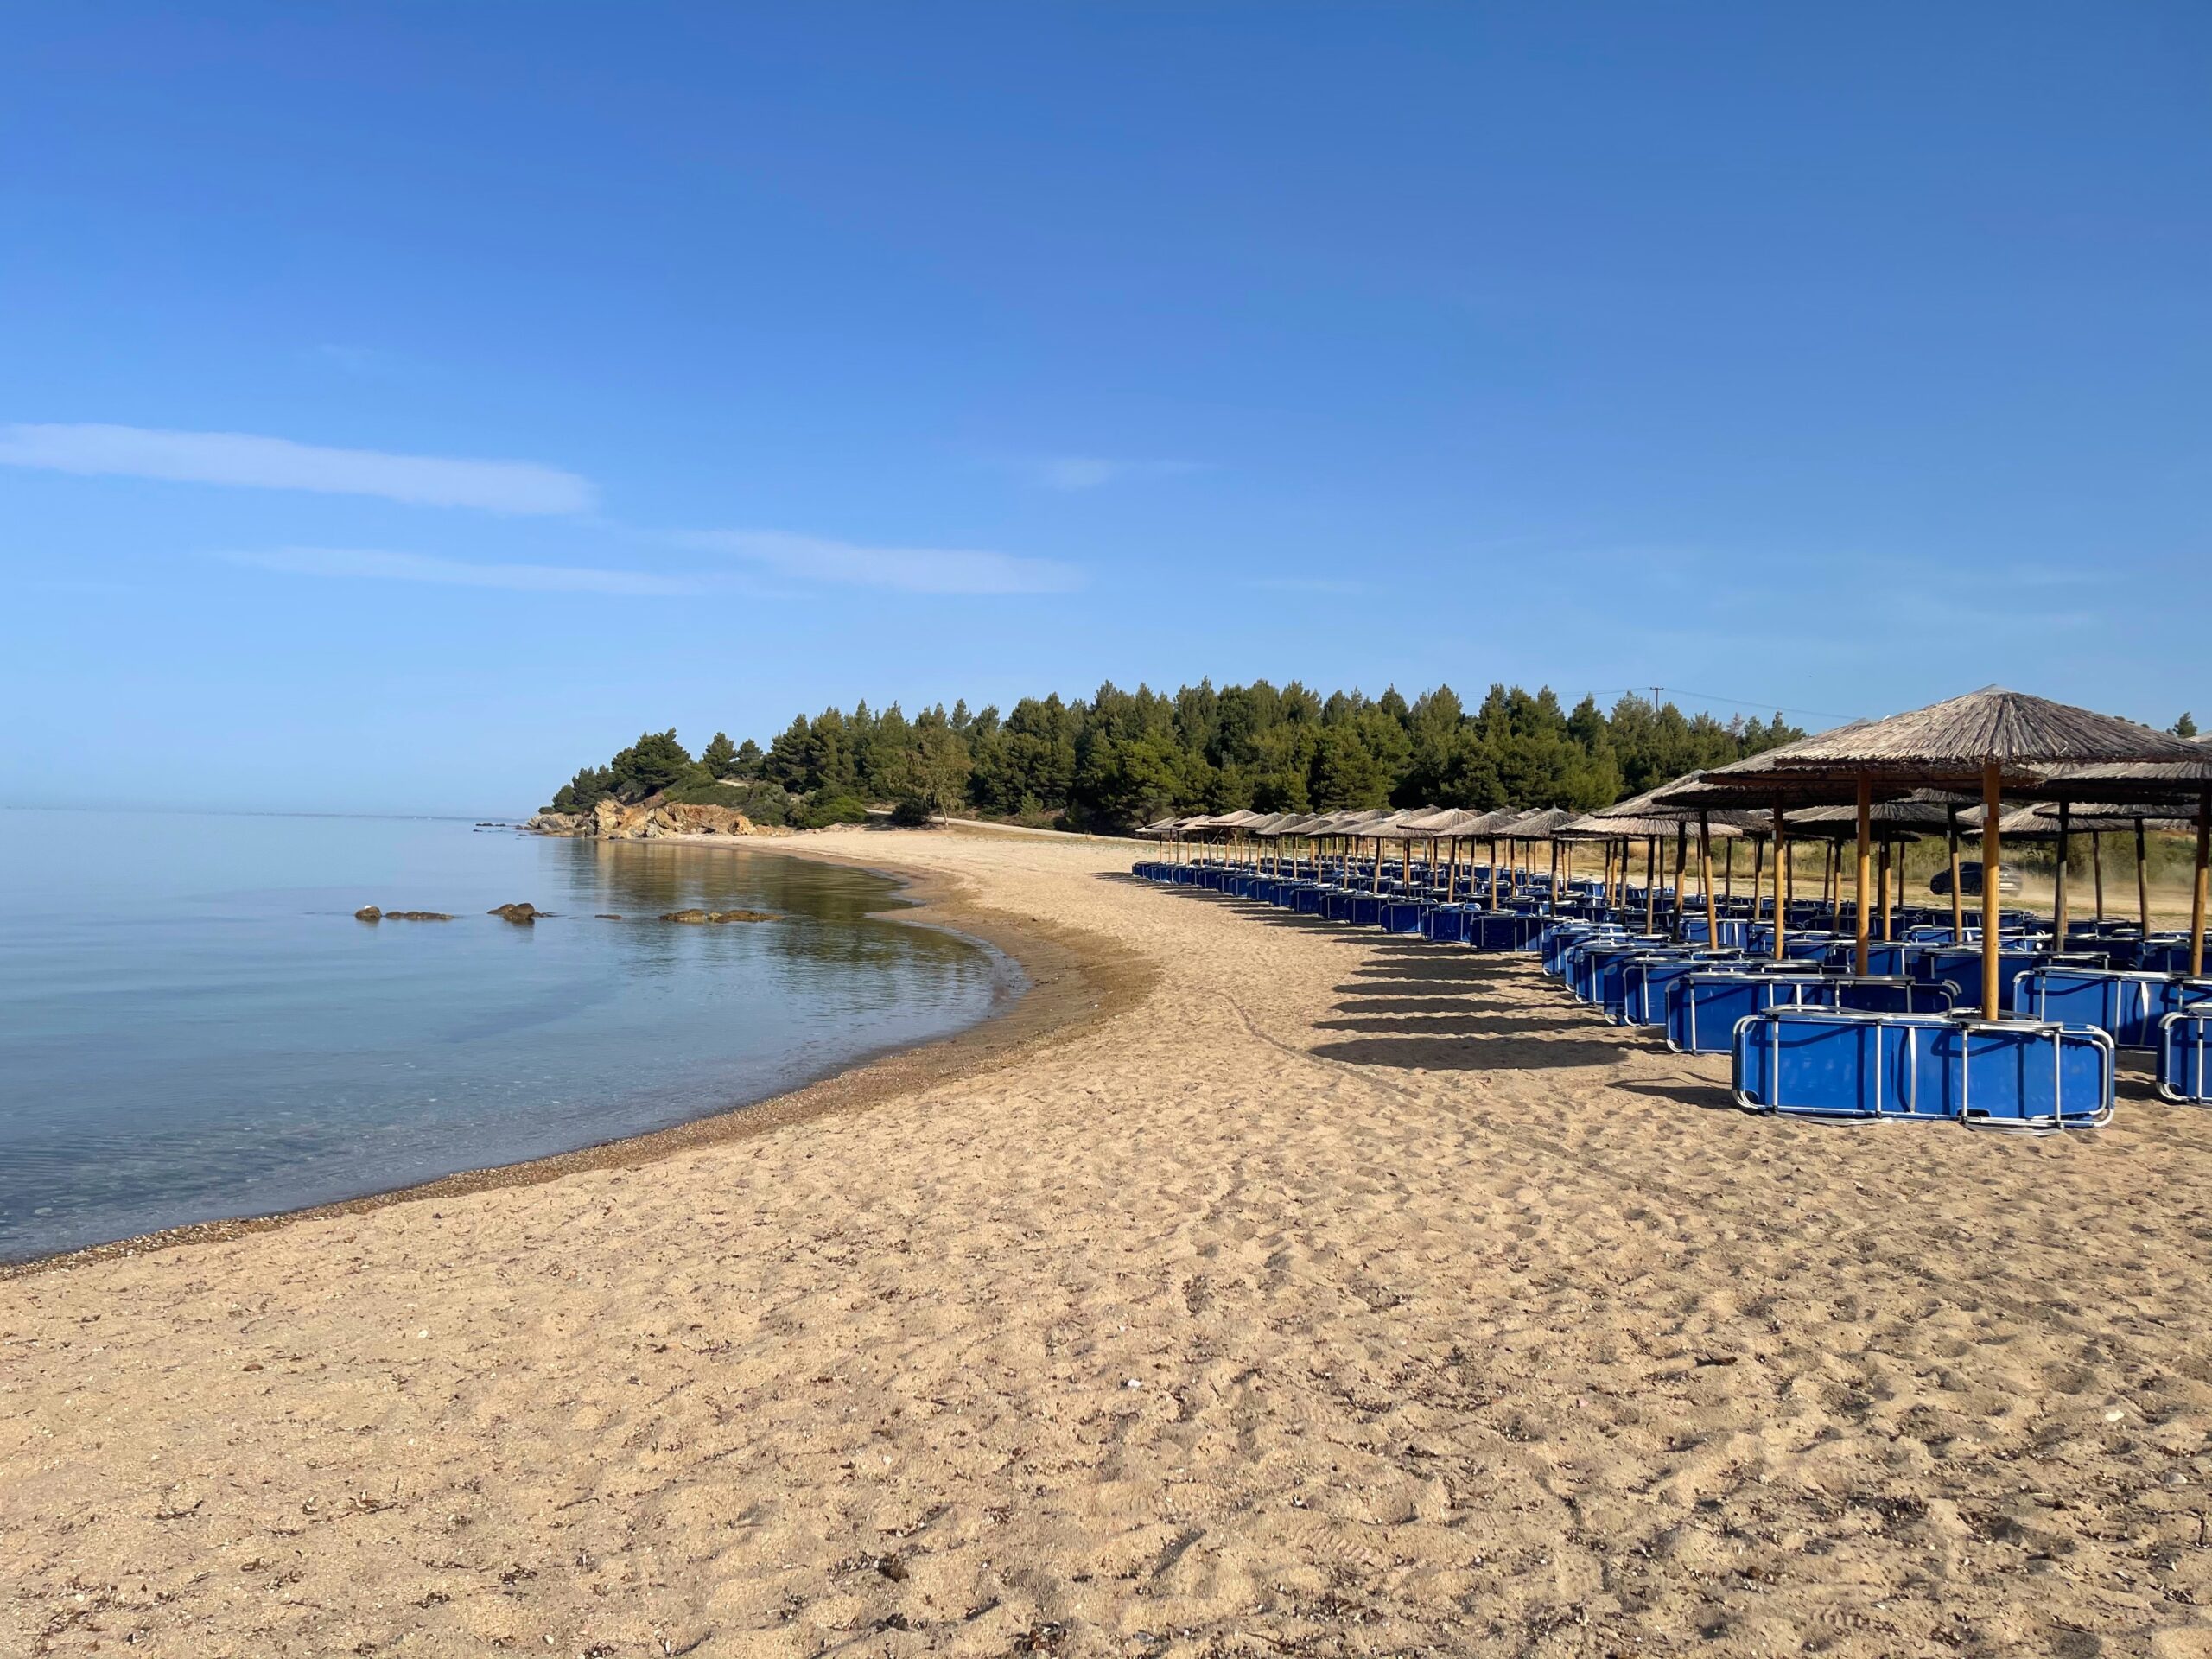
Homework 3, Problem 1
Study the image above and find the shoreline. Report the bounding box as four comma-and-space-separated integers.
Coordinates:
0, 830, 1153, 1282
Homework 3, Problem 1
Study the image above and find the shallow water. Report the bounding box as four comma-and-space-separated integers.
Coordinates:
0, 810, 1011, 1262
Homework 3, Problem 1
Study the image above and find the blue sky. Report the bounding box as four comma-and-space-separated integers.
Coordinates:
3, 5, 2205, 815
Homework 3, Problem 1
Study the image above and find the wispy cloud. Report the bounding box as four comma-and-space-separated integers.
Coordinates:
683, 529, 1082, 594
1004, 454, 1208, 492
227, 546, 697, 595
0, 423, 594, 515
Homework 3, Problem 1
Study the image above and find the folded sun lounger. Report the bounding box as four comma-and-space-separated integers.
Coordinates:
1732, 1008, 2113, 1128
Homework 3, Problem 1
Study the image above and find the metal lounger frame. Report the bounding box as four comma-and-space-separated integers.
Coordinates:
1731, 1007, 2113, 1133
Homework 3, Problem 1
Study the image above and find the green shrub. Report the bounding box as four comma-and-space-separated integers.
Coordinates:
796, 792, 870, 830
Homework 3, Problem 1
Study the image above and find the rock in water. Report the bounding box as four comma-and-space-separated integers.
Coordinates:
384, 911, 454, 921
353, 906, 382, 922
487, 902, 545, 923
660, 909, 710, 923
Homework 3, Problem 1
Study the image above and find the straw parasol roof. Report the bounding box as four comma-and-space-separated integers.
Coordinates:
1578, 782, 1751, 838
1775, 790, 1972, 841
1366, 810, 1443, 842
1398, 806, 1497, 836
1649, 723, 1923, 811
1497, 806, 1584, 840
1562, 784, 1747, 840
1762, 688, 2206, 790
1952, 802, 2055, 836
2027, 800, 2198, 833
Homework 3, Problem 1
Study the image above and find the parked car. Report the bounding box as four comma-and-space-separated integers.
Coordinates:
1929, 860, 2022, 898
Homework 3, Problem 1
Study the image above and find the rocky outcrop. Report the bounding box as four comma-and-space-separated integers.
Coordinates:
660, 908, 776, 924
524, 799, 790, 841
354, 905, 453, 921
487, 902, 547, 923
593, 798, 772, 839
523, 812, 590, 836
354, 906, 382, 921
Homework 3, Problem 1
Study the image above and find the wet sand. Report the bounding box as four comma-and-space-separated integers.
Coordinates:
6, 826, 2212, 1656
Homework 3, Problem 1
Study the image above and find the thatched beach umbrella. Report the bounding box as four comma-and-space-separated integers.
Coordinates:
1449, 806, 1531, 910
2036, 736, 2212, 961
1391, 807, 1495, 900
1743, 689, 2208, 1018
1573, 790, 1746, 941
1653, 724, 1911, 969
1497, 806, 1580, 912
2023, 800, 2198, 934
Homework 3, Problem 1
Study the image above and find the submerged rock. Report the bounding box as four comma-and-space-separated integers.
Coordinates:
383, 911, 454, 921
487, 902, 546, 923
660, 908, 777, 924
660, 909, 709, 923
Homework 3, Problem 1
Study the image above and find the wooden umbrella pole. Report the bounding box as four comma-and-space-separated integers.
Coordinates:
1724, 838, 1734, 904
1771, 800, 1789, 962
1784, 817, 1796, 914
1644, 836, 1657, 934
1750, 835, 1764, 926
1980, 760, 2003, 1020
2054, 800, 2072, 948
2092, 830, 2104, 924
1672, 826, 1688, 933
1878, 839, 1891, 944
1853, 772, 1872, 976
1370, 836, 1382, 893
1948, 808, 1963, 942
2192, 788, 2209, 980
1700, 812, 1719, 946
2137, 821, 2152, 938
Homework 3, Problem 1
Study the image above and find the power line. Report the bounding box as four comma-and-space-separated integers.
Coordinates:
1589, 686, 1864, 724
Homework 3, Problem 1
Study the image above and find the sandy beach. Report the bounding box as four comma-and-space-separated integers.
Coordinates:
7, 826, 2212, 1658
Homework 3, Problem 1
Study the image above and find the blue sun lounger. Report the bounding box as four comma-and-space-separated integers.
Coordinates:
1732, 1008, 2113, 1127
1380, 899, 1429, 935
1567, 938, 1667, 1006
2158, 1008, 2212, 1103
1618, 952, 1750, 1026
2017, 968, 2212, 1049
1667, 971, 1830, 1053
1423, 905, 1475, 944
1822, 976, 1955, 1016
1922, 944, 2048, 1011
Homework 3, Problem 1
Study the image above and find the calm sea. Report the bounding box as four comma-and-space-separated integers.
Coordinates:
0, 809, 1013, 1262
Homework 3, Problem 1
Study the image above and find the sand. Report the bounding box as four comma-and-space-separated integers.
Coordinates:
6, 827, 2212, 1658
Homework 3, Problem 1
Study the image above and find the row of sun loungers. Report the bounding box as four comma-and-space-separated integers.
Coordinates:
1130, 850, 2210, 1125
